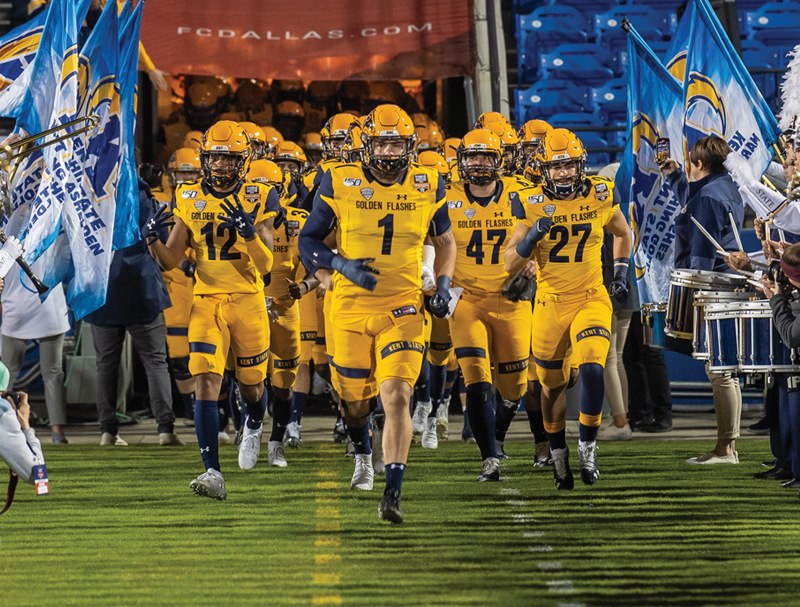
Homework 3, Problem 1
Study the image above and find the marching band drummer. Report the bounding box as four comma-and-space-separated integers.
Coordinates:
660, 135, 744, 465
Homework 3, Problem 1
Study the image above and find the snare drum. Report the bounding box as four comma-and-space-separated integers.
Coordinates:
738, 300, 800, 373
692, 291, 754, 361
666, 270, 748, 340
705, 303, 741, 372
642, 302, 668, 349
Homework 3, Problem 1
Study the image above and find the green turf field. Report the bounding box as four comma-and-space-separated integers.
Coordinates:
1, 439, 799, 607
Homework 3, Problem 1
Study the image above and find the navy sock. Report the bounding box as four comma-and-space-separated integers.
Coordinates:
578, 362, 605, 442
414, 357, 431, 404
466, 382, 497, 460
385, 462, 406, 494
495, 397, 521, 442
527, 407, 547, 443
547, 428, 567, 451
244, 388, 267, 430
428, 364, 447, 416
227, 379, 243, 432
270, 395, 292, 442
181, 392, 195, 420
194, 399, 220, 471
347, 422, 372, 455
289, 391, 308, 425
446, 368, 458, 385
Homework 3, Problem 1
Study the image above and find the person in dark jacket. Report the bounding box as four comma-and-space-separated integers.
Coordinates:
764, 242, 800, 490
661, 135, 744, 465
85, 177, 180, 446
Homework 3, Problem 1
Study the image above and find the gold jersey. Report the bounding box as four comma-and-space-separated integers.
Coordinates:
174, 180, 280, 296
513, 176, 617, 294
447, 176, 539, 293
318, 163, 448, 313
313, 158, 346, 189
265, 206, 308, 299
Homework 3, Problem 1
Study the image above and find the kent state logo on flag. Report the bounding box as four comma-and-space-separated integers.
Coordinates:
0, 13, 44, 93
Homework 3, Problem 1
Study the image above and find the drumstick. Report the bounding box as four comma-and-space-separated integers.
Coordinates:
747, 278, 764, 288
734, 268, 759, 278
690, 215, 725, 254
728, 212, 744, 252
778, 228, 787, 244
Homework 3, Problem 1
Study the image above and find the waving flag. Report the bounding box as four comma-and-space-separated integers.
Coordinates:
682, 0, 779, 176
39, 0, 122, 318
0, 11, 46, 117
625, 25, 686, 303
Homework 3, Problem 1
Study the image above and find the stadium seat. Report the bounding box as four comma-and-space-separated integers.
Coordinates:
591, 78, 627, 123
532, 0, 615, 14
595, 5, 668, 54
618, 39, 672, 69
517, 8, 589, 83
745, 3, 800, 47
741, 39, 779, 68
548, 113, 610, 160
516, 82, 589, 124
540, 44, 617, 87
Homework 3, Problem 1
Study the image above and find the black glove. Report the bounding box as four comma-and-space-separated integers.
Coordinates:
141, 202, 174, 244
274, 205, 287, 230
516, 217, 552, 258
429, 275, 452, 318
330, 256, 380, 291
218, 195, 259, 239
609, 257, 629, 303
180, 260, 196, 279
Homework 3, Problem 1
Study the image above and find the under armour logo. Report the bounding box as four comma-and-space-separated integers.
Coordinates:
580, 205, 589, 211
536, 298, 545, 306
397, 194, 408, 200
200, 447, 210, 453
494, 212, 503, 217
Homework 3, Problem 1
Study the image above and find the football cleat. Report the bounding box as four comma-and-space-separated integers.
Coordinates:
190, 469, 227, 500
552, 447, 574, 490
578, 441, 600, 485
351, 453, 374, 490
534, 441, 553, 467
268, 440, 288, 467
238, 422, 263, 470
333, 416, 347, 443
477, 457, 501, 482
411, 402, 431, 443
218, 430, 232, 444
378, 488, 403, 524
436, 404, 449, 440
371, 414, 385, 475
284, 421, 303, 449
344, 438, 355, 458
312, 372, 330, 396
421, 417, 438, 449
496, 440, 510, 460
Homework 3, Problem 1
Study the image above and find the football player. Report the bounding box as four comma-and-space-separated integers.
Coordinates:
484, 121, 521, 177
145, 121, 280, 500
300, 132, 325, 169
299, 104, 456, 523
504, 129, 632, 490
273, 141, 310, 204
519, 119, 551, 168
240, 122, 270, 163
446, 128, 537, 481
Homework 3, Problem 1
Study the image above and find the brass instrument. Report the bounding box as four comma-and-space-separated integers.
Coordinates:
789, 170, 800, 202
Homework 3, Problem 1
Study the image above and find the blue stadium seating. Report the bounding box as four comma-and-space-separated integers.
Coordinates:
548, 111, 611, 165
540, 44, 617, 86
745, 2, 800, 47
595, 5, 669, 54
591, 78, 627, 123
741, 39, 780, 68
517, 8, 589, 83
618, 39, 672, 69
515, 81, 589, 125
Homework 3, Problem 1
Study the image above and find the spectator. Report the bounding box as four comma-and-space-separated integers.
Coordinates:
1, 255, 70, 443
0, 361, 45, 491
84, 177, 180, 446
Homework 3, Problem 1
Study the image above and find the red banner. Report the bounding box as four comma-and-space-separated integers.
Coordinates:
140, 0, 475, 81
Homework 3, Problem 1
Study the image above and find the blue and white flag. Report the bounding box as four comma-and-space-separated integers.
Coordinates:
0, 11, 46, 117
682, 0, 779, 175
625, 25, 686, 303
40, 0, 122, 319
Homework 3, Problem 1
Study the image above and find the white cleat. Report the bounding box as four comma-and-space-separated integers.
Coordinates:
190, 468, 227, 500
218, 430, 232, 444
311, 372, 330, 395
411, 401, 431, 443
597, 422, 632, 441
435, 405, 449, 440
421, 416, 438, 449
351, 453, 374, 490
268, 440, 288, 467
284, 421, 303, 449
238, 423, 263, 470
534, 441, 552, 467
578, 440, 600, 485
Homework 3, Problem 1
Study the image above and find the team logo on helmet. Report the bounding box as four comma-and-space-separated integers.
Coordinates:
361, 187, 374, 200
543, 204, 556, 216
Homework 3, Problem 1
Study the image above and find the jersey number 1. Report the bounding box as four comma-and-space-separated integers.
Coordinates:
201, 222, 242, 261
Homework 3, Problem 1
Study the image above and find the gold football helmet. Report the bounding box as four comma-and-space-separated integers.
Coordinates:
534, 128, 587, 197
167, 147, 201, 190
247, 159, 285, 198
199, 120, 250, 189
456, 129, 504, 186
362, 104, 417, 174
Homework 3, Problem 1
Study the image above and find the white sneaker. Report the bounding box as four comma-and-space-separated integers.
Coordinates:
686, 450, 739, 465
597, 422, 632, 441
411, 401, 431, 443
268, 440, 288, 467
311, 372, 329, 395
421, 416, 438, 449
189, 468, 227, 500
351, 453, 374, 490
238, 423, 263, 470
100, 432, 127, 446
578, 440, 600, 485
435, 404, 449, 440
218, 430, 232, 443
284, 421, 303, 449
